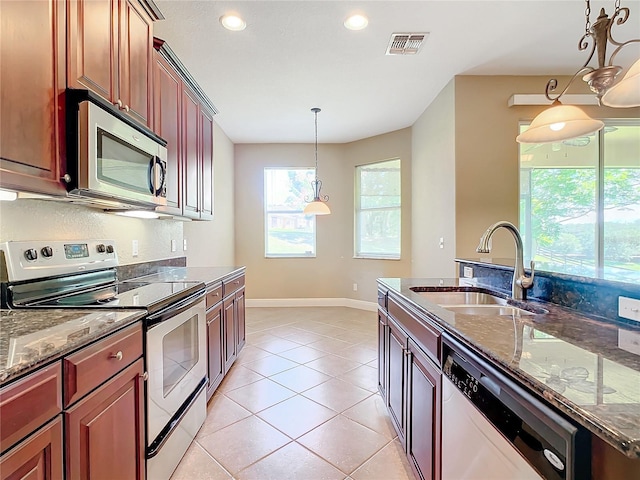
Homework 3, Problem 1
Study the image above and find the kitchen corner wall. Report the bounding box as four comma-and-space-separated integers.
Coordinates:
234, 128, 413, 303
184, 122, 235, 267
411, 75, 640, 278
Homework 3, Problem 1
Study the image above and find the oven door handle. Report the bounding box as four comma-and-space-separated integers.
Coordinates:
146, 290, 205, 327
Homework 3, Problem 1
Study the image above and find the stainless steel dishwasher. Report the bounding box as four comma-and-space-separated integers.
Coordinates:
441, 333, 590, 480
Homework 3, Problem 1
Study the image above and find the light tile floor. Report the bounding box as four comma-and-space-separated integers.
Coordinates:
170, 306, 414, 480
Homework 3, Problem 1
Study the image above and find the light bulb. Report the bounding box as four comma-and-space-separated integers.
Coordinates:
550, 122, 566, 131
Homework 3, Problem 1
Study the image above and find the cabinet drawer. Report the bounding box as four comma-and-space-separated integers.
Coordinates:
388, 295, 441, 365
0, 362, 62, 453
206, 284, 223, 309
223, 274, 245, 298
63, 323, 142, 407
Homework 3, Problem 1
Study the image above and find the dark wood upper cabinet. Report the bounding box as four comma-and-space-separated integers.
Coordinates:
0, 0, 67, 196
68, 0, 157, 127
153, 51, 183, 215
153, 39, 218, 220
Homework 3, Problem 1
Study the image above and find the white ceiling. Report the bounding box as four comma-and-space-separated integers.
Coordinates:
153, 1, 640, 144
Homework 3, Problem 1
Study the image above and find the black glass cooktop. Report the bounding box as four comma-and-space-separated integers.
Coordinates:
27, 281, 204, 314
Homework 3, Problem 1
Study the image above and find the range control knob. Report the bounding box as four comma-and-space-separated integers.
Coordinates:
24, 248, 38, 261
106, 245, 115, 254
96, 244, 106, 253
41, 246, 53, 258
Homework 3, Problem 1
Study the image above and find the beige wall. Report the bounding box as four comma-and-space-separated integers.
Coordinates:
453, 75, 640, 260
185, 123, 236, 266
0, 123, 236, 267
411, 79, 456, 278
234, 128, 412, 302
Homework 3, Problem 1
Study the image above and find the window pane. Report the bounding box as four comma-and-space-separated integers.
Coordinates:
265, 168, 316, 257
520, 129, 598, 277
355, 159, 401, 258
603, 125, 640, 282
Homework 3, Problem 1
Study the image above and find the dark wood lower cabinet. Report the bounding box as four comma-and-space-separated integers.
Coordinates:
0, 416, 63, 480
407, 339, 441, 480
387, 316, 408, 446
206, 301, 224, 400
65, 359, 145, 480
235, 288, 246, 351
223, 296, 237, 372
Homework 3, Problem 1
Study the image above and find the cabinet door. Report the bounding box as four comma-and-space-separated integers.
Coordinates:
407, 340, 441, 480
68, 0, 118, 103
206, 302, 224, 400
65, 359, 145, 480
0, 0, 66, 196
153, 51, 183, 215
235, 288, 246, 352
0, 416, 63, 480
119, 0, 153, 126
387, 317, 407, 446
199, 106, 215, 220
223, 296, 237, 372
377, 308, 387, 399
182, 86, 200, 218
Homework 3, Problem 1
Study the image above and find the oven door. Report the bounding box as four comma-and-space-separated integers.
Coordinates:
145, 294, 206, 445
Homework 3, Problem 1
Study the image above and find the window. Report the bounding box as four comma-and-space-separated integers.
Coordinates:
355, 159, 401, 259
264, 168, 316, 257
519, 121, 640, 282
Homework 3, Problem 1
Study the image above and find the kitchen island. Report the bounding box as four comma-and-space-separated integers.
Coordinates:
378, 277, 640, 479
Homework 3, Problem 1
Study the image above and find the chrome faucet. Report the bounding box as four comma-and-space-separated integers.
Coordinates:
476, 221, 535, 300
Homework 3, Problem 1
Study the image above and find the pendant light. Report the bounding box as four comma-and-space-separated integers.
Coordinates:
303, 107, 331, 215
517, 0, 640, 144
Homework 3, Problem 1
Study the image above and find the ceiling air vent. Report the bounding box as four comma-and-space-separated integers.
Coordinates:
386, 33, 428, 55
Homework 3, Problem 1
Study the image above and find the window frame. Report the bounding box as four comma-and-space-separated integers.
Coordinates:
264, 167, 317, 258
354, 158, 402, 260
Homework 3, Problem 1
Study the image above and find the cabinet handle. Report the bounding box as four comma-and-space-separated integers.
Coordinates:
109, 351, 123, 361
141, 371, 149, 381
124, 104, 130, 112
116, 99, 123, 109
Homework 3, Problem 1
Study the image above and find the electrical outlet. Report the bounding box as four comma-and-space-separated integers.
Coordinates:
619, 296, 640, 322
353, 283, 358, 292
618, 329, 640, 355
463, 266, 474, 278
439, 237, 444, 249
171, 239, 177, 252
183, 239, 188, 251
132, 240, 139, 257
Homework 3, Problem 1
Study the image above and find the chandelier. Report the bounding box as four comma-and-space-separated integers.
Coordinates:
303, 107, 331, 215
517, 0, 640, 144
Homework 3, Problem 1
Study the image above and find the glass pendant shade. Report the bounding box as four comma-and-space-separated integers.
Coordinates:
516, 102, 604, 144
601, 58, 640, 107
303, 199, 331, 215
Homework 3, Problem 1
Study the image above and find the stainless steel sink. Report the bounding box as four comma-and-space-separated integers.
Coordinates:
412, 291, 507, 306
442, 305, 536, 316
409, 287, 548, 316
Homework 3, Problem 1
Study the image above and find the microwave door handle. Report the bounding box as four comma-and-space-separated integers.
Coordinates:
148, 157, 167, 196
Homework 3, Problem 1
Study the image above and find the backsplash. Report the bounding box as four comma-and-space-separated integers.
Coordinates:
457, 258, 640, 326
117, 257, 187, 281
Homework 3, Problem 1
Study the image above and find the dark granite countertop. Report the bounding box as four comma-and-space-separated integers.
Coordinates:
130, 266, 245, 288
0, 309, 145, 385
378, 277, 640, 459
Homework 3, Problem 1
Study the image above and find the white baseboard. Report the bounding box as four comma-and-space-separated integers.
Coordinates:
246, 298, 377, 312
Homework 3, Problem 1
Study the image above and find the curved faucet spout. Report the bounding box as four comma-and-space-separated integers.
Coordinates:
476, 221, 535, 300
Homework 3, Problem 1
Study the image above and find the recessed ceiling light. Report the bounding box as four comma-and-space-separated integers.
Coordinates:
220, 14, 246, 31
344, 14, 368, 31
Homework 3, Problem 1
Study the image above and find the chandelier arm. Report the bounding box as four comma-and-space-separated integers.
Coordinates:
545, 64, 594, 102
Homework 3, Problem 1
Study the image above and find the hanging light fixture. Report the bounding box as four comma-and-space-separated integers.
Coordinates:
517, 0, 640, 144
303, 107, 331, 215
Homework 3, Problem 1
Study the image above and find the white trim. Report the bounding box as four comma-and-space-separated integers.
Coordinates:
246, 298, 377, 312
508, 94, 599, 107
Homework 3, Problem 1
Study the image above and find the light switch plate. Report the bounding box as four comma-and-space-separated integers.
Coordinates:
463, 266, 474, 278
132, 240, 139, 257
619, 296, 640, 322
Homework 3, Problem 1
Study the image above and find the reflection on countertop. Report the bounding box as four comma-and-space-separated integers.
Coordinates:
0, 308, 145, 384
129, 266, 245, 287
378, 277, 640, 459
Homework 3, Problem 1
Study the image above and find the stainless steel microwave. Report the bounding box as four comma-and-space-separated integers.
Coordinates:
65, 89, 168, 209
